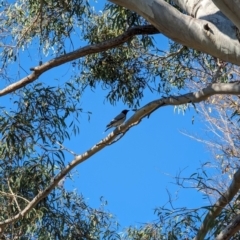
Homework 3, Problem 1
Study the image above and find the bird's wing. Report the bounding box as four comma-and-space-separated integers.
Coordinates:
107, 113, 124, 126
114, 112, 125, 121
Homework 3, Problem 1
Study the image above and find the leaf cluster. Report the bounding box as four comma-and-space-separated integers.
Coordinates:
0, 0, 91, 65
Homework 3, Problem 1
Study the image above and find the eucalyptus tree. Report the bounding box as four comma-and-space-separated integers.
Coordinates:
0, 0, 240, 239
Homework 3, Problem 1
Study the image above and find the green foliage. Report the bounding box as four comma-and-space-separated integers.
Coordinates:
0, 79, 87, 237
0, 0, 91, 64
123, 204, 202, 240
1, 181, 120, 239
84, 3, 150, 44
78, 4, 159, 107
0, 0, 239, 238
0, 162, 53, 236
79, 39, 156, 107
0, 82, 83, 163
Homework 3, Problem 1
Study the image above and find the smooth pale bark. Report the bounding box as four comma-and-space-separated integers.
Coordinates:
172, 0, 237, 43
212, 0, 240, 30
110, 0, 240, 66
1, 82, 240, 232
194, 168, 240, 240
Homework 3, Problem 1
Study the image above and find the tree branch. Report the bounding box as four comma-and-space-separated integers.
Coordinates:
212, 0, 240, 30
0, 82, 240, 231
172, 0, 236, 40
194, 168, 240, 240
0, 25, 159, 97
110, 0, 240, 66
215, 214, 240, 240
7, 179, 21, 213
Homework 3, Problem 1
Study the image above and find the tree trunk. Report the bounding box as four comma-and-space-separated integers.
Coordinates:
110, 0, 240, 66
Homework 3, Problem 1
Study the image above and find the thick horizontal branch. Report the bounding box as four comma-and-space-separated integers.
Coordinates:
172, 0, 235, 39
110, 0, 240, 66
0, 82, 240, 232
0, 25, 159, 97
194, 168, 240, 240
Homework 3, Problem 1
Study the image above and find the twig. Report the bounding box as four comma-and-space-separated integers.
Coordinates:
7, 179, 21, 212
0, 191, 30, 203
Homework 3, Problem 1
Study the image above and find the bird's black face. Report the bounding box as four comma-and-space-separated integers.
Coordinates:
122, 110, 129, 114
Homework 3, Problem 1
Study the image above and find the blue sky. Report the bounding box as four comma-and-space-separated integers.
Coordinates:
66, 85, 210, 228
0, 0, 213, 231
61, 0, 211, 229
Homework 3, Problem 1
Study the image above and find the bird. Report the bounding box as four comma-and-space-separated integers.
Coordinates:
105, 109, 129, 132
